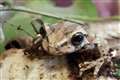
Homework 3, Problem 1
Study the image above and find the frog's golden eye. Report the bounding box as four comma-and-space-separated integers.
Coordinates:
71, 32, 84, 46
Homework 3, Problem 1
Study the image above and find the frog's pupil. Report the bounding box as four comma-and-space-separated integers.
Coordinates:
71, 32, 84, 46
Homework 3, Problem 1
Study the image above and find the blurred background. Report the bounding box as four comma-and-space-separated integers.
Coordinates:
0, 0, 119, 52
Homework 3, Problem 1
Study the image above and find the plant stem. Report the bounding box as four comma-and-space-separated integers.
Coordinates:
0, 7, 119, 24
0, 7, 86, 25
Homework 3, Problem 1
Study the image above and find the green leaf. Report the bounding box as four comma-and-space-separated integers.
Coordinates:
26, 0, 98, 21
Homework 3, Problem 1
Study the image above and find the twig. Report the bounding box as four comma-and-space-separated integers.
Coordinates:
0, 6, 86, 25
0, 7, 119, 23
17, 25, 34, 38
9, 23, 34, 38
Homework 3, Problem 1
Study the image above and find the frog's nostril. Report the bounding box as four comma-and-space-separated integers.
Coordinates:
71, 32, 84, 46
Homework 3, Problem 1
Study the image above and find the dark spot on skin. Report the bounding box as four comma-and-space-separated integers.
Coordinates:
40, 76, 43, 79
102, 50, 104, 52
40, 64, 44, 66
25, 65, 29, 69
67, 46, 71, 48
40, 73, 44, 79
116, 48, 119, 51
23, 65, 29, 70
23, 67, 26, 70
102, 54, 106, 56
108, 48, 114, 53
50, 65, 56, 69
99, 60, 103, 62
61, 72, 63, 75
52, 74, 56, 78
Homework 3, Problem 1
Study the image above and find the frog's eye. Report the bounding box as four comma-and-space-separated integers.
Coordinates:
71, 32, 84, 46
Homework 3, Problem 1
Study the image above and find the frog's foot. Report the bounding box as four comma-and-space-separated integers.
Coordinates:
79, 61, 97, 77
78, 55, 110, 78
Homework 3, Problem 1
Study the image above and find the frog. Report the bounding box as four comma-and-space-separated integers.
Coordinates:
23, 19, 111, 78
24, 19, 116, 80
24, 19, 92, 56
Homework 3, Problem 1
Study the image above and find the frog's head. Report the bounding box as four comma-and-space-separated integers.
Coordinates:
41, 21, 94, 55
